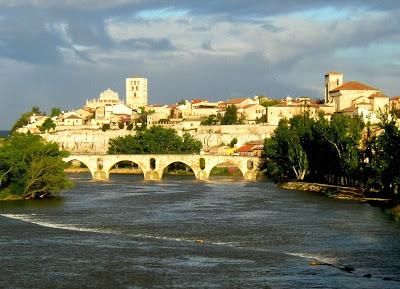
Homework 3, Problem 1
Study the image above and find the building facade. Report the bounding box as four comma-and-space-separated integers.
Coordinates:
126, 76, 148, 108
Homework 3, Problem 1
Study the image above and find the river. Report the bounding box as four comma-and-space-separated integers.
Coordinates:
1, 174, 399, 288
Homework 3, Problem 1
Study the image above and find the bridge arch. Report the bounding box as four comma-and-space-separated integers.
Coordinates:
208, 161, 245, 179
160, 160, 197, 180
107, 160, 145, 179
63, 156, 96, 178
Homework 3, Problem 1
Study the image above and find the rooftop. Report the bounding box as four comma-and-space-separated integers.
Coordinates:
331, 81, 378, 92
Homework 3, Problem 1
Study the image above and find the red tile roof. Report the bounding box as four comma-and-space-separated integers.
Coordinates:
236, 144, 255, 152
331, 81, 378, 92
368, 92, 388, 99
390, 96, 400, 101
224, 97, 251, 104
325, 71, 343, 76
191, 99, 204, 104
242, 104, 257, 109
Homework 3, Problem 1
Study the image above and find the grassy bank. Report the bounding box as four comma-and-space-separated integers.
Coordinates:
0, 190, 23, 201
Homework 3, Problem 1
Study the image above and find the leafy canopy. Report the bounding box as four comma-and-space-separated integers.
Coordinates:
108, 126, 202, 154
0, 134, 72, 199
222, 105, 238, 125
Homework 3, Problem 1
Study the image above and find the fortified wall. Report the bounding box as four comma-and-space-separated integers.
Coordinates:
40, 124, 276, 154
191, 124, 275, 151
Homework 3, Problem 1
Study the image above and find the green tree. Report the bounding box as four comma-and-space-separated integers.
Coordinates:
229, 138, 238, 148
310, 114, 363, 185
11, 106, 44, 133
264, 119, 308, 180
259, 97, 280, 107
201, 115, 218, 126
370, 109, 400, 197
222, 105, 238, 125
101, 123, 110, 132
39, 118, 56, 132
0, 134, 72, 199
108, 126, 202, 154
135, 108, 154, 131
51, 107, 62, 117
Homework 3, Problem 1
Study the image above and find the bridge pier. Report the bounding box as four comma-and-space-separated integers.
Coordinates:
144, 170, 162, 181
93, 170, 108, 181
244, 170, 258, 181
196, 170, 209, 181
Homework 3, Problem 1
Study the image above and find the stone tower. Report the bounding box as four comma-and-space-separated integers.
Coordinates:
126, 76, 148, 108
324, 72, 343, 103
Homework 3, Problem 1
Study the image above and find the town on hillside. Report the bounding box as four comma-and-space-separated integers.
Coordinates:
17, 72, 399, 155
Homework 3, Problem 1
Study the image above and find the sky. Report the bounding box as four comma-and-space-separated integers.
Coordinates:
1, 0, 400, 129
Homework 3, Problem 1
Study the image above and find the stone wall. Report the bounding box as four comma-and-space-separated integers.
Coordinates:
41, 124, 276, 154
41, 129, 132, 154
189, 124, 276, 151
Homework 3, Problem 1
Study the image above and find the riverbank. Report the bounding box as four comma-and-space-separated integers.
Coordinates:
279, 181, 400, 220
0, 191, 22, 201
279, 181, 390, 202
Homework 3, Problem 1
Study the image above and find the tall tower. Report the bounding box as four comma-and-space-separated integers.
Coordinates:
324, 72, 343, 103
126, 76, 148, 108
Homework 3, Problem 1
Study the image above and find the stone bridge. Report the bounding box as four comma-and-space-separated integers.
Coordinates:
63, 154, 261, 181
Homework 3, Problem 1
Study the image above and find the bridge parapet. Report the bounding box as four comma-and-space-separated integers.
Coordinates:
63, 154, 261, 181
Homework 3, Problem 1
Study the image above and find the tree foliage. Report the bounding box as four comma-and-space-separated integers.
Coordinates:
264, 118, 308, 180
263, 110, 400, 199
108, 126, 202, 154
11, 106, 44, 133
39, 118, 56, 132
51, 107, 62, 117
222, 105, 238, 125
0, 134, 72, 199
264, 113, 363, 183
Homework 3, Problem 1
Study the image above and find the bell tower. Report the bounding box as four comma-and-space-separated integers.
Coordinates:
126, 76, 148, 108
324, 72, 343, 103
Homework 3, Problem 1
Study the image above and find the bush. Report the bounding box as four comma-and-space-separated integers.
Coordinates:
101, 123, 110, 132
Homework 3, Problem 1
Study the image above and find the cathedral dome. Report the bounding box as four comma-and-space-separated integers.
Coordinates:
99, 88, 119, 101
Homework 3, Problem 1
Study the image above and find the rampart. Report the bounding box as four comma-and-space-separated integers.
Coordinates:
40, 124, 276, 154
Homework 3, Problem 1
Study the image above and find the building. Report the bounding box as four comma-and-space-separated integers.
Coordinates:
126, 76, 148, 108
266, 97, 334, 125
390, 96, 400, 110
86, 88, 122, 108
234, 140, 264, 157
62, 114, 85, 126
325, 72, 389, 123
324, 71, 343, 103
239, 104, 266, 124
221, 97, 257, 108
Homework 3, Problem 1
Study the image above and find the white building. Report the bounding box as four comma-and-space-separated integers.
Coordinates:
126, 76, 148, 108
86, 88, 122, 108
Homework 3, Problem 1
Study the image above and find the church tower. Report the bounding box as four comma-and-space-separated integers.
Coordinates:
126, 76, 148, 108
324, 72, 343, 103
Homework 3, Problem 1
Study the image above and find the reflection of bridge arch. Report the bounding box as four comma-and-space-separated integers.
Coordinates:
63, 154, 261, 181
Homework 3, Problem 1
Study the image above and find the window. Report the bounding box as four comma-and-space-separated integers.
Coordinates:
134, 93, 136, 97
337, 79, 339, 85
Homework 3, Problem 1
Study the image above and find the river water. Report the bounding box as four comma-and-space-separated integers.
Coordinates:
1, 174, 400, 289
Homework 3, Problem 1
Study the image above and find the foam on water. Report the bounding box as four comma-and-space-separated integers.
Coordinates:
0, 213, 340, 267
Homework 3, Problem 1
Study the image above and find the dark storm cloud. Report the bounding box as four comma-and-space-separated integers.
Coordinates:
120, 38, 176, 51
0, 0, 399, 129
